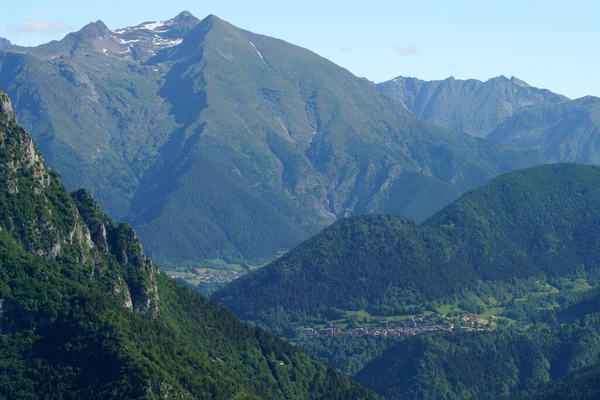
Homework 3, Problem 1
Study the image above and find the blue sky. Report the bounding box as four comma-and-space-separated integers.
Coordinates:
1, 0, 596, 98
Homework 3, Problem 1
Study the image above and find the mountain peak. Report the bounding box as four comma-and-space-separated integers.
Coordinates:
202, 14, 227, 25
0, 37, 12, 51
75, 20, 111, 40
82, 20, 109, 33
377, 74, 568, 138
510, 76, 531, 87
165, 13, 230, 53
175, 10, 195, 19
488, 75, 510, 83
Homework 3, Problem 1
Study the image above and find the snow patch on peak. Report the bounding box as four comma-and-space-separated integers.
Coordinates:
160, 38, 183, 47
140, 21, 167, 31
119, 38, 140, 44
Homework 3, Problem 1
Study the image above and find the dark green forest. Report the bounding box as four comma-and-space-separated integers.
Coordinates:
353, 310, 600, 399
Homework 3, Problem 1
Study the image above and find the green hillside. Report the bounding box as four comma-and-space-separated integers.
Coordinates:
355, 312, 600, 399
0, 90, 379, 398
213, 163, 600, 319
0, 13, 541, 267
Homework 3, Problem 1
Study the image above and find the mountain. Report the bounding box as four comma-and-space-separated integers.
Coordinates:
0, 38, 11, 52
0, 12, 201, 221
0, 13, 542, 267
377, 75, 569, 137
0, 90, 380, 399
9, 12, 200, 62
488, 96, 600, 163
213, 163, 600, 319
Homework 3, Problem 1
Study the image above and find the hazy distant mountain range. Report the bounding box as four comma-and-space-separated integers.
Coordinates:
488, 95, 600, 163
378, 76, 600, 164
377, 75, 569, 137
0, 12, 540, 266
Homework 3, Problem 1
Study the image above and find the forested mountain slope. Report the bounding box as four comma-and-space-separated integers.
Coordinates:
213, 163, 600, 318
0, 13, 542, 266
355, 312, 600, 399
0, 90, 379, 399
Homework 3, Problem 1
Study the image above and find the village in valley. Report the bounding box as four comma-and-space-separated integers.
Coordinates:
167, 259, 255, 287
298, 312, 497, 339
168, 269, 247, 284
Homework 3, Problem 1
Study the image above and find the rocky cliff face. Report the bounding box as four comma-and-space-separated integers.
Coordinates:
0, 89, 159, 315
71, 188, 160, 315
0, 90, 94, 261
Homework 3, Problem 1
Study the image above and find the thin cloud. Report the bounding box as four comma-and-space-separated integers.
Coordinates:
340, 46, 352, 53
7, 19, 71, 36
392, 45, 419, 56
445, 63, 456, 69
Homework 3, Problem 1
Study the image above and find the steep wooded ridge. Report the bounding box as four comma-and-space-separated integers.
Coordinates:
0, 90, 380, 399
0, 13, 541, 266
379, 76, 600, 164
213, 163, 600, 317
354, 311, 600, 399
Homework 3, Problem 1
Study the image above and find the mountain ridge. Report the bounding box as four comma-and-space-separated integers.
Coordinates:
377, 75, 569, 137
488, 95, 600, 163
378, 75, 600, 165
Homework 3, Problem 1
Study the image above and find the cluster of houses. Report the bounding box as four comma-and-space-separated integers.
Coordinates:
196, 270, 246, 283
169, 269, 247, 284
299, 312, 490, 339
300, 323, 456, 338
